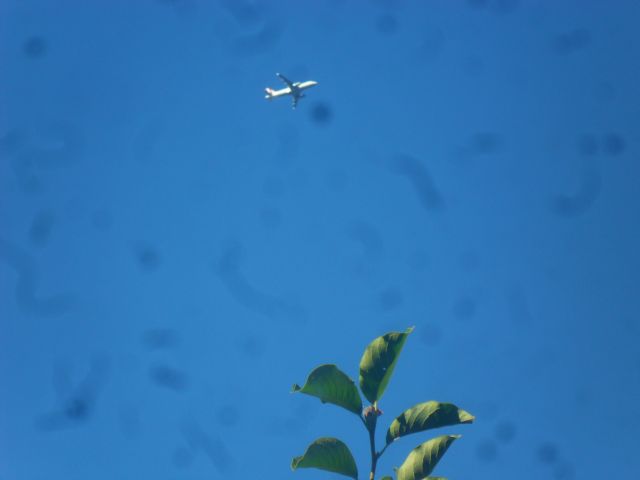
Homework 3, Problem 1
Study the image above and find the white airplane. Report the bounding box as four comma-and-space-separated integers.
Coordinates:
264, 73, 318, 109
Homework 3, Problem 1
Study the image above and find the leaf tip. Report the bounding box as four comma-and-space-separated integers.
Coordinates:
460, 411, 475, 423
291, 383, 302, 393
406, 326, 415, 334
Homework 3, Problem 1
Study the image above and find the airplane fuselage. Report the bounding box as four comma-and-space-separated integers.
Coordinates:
265, 75, 318, 108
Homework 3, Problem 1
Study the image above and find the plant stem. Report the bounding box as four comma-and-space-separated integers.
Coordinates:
368, 424, 377, 480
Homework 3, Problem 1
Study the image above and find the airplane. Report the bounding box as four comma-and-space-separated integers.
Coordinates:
264, 73, 318, 109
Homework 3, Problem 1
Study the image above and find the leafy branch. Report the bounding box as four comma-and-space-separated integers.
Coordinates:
290, 327, 474, 480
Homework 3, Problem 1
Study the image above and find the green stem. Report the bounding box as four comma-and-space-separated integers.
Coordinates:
368, 424, 377, 480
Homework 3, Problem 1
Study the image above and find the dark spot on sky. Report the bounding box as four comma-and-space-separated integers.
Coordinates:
536, 442, 559, 464
216, 405, 239, 427
260, 207, 282, 229
554, 461, 575, 479
469, 132, 502, 155
460, 250, 479, 272
476, 439, 498, 462
149, 364, 188, 392
494, 420, 517, 443
91, 209, 113, 231
603, 133, 625, 156
29, 210, 55, 247
134, 244, 161, 271
466, 0, 489, 8
216, 242, 305, 322
348, 221, 384, 260
220, 0, 263, 26
23, 36, 47, 58
376, 287, 403, 311
553, 29, 591, 54
493, 0, 518, 14
263, 177, 285, 198
453, 296, 476, 320
182, 422, 234, 473
551, 166, 601, 217
141, 328, 180, 350
325, 169, 348, 192
577, 134, 598, 156
173, 446, 193, 469
419, 323, 442, 347
506, 285, 533, 324
36, 358, 108, 431
274, 124, 299, 164
375, 14, 399, 35
234, 21, 283, 56
236, 333, 265, 358
390, 154, 444, 211
419, 28, 445, 61
0, 238, 74, 317
118, 405, 140, 438
309, 102, 333, 126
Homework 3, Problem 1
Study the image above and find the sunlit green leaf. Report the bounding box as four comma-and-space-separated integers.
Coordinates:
386, 401, 474, 445
291, 437, 358, 479
292, 364, 363, 415
380, 476, 394, 480
395, 435, 459, 480
359, 327, 413, 404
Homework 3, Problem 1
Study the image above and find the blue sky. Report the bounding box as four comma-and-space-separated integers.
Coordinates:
1, 1, 639, 479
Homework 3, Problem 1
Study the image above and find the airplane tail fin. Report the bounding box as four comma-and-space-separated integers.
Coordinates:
265, 87, 275, 99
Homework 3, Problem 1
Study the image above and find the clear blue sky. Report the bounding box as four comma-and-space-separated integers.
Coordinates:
1, 1, 639, 479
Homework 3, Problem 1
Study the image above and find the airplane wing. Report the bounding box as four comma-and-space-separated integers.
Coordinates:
276, 73, 294, 88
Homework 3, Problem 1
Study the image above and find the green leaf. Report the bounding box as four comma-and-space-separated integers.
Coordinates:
395, 435, 459, 480
386, 401, 474, 445
292, 364, 363, 415
380, 477, 394, 480
359, 327, 413, 404
291, 437, 358, 479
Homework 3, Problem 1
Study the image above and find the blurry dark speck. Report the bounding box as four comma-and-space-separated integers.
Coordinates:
577, 134, 598, 156
29, 210, 55, 247
234, 21, 283, 56
376, 287, 403, 311
476, 439, 498, 462
553, 29, 591, 54
220, 0, 263, 25
237, 333, 265, 358
493, 0, 518, 14
554, 461, 575, 479
419, 323, 442, 347
453, 296, 476, 320
91, 209, 113, 231
260, 207, 282, 229
390, 154, 444, 211
494, 420, 517, 443
536, 442, 559, 464
459, 250, 479, 272
149, 365, 188, 392
470, 132, 502, 155
23, 36, 47, 58
551, 167, 601, 217
216, 405, 239, 427
309, 102, 333, 126
134, 244, 161, 271
325, 169, 348, 192
263, 177, 285, 198
173, 447, 193, 469
603, 133, 625, 156
141, 328, 180, 350
375, 14, 399, 35
466, 0, 489, 7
